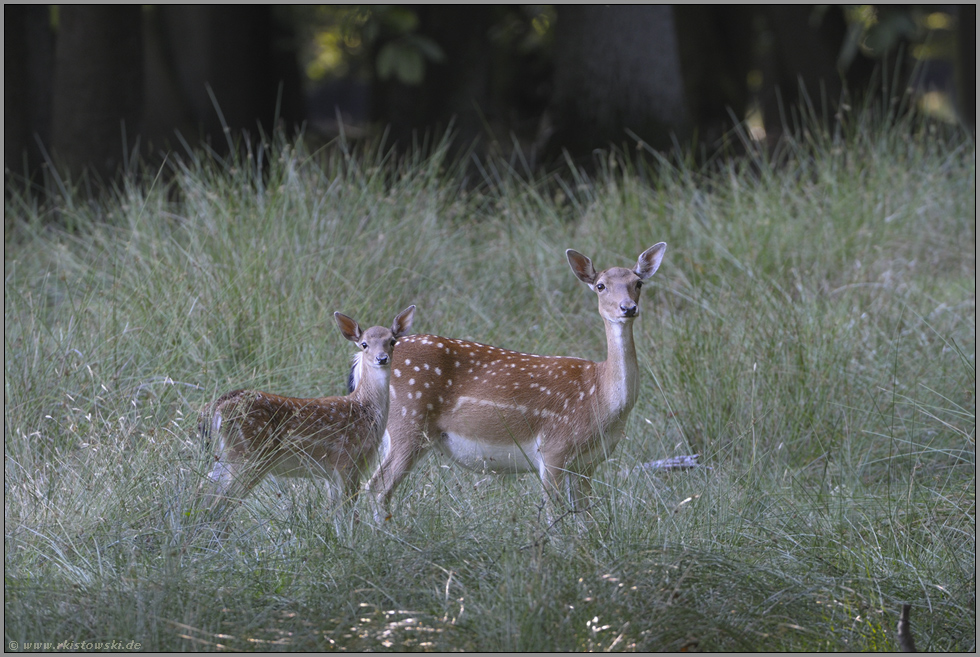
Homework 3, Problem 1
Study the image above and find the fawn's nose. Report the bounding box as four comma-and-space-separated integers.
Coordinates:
621, 302, 638, 317
376, 354, 389, 365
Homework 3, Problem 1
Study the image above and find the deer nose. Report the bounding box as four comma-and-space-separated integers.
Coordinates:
621, 302, 638, 317
376, 354, 389, 365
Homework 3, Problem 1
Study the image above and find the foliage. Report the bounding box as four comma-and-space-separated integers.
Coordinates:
4, 113, 975, 651
839, 5, 958, 69
295, 6, 447, 86
295, 5, 553, 88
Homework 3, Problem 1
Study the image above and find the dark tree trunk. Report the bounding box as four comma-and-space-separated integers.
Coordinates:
548, 5, 689, 157
148, 6, 305, 150
50, 6, 143, 182
760, 6, 876, 138
955, 4, 975, 130
673, 6, 754, 147
5, 5, 31, 179
11, 6, 305, 197
5, 5, 56, 182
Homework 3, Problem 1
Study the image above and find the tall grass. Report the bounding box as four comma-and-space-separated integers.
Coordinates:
5, 115, 975, 651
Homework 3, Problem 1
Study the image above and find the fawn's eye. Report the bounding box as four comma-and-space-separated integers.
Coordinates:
360, 342, 368, 349
389, 339, 397, 347
596, 282, 605, 291
636, 281, 643, 290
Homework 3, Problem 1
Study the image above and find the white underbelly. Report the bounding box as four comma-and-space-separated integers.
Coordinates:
436, 431, 541, 474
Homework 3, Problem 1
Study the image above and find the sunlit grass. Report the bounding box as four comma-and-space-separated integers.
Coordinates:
5, 116, 975, 651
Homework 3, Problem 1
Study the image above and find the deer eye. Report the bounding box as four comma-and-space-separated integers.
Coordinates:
389, 338, 397, 347
595, 282, 605, 291
636, 281, 643, 290
360, 342, 368, 349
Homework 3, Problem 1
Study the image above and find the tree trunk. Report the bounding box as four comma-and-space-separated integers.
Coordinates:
548, 5, 689, 157
5, 6, 56, 182
5, 5, 31, 179
50, 6, 143, 183
760, 6, 875, 138
673, 6, 754, 147
148, 6, 304, 150
955, 4, 975, 130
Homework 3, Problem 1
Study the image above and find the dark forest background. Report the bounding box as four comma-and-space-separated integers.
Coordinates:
4, 5, 974, 186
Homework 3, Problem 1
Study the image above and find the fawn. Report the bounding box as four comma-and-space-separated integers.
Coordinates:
200, 305, 416, 532
366, 244, 666, 525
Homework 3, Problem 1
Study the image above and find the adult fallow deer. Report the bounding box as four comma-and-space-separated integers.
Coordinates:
365, 244, 666, 524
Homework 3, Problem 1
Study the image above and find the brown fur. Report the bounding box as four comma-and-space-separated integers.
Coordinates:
367, 245, 666, 524
200, 306, 415, 531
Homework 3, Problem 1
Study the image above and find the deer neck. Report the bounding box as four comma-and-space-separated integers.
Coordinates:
349, 355, 392, 427
597, 318, 639, 419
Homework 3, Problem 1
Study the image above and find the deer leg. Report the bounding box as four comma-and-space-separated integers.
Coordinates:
366, 429, 425, 524
197, 459, 235, 530
199, 453, 270, 540
206, 458, 234, 497
567, 464, 596, 513
565, 468, 599, 535
537, 459, 569, 528
336, 464, 361, 535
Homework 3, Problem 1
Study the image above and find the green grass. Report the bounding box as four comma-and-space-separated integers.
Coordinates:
5, 117, 975, 651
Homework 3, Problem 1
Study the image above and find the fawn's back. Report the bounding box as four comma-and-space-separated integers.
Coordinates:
205, 388, 384, 480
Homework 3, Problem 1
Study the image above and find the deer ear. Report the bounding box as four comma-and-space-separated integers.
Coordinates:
566, 249, 597, 285
334, 312, 362, 342
634, 242, 666, 280
391, 305, 416, 338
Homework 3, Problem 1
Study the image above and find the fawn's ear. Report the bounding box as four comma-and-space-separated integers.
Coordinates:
566, 249, 598, 285
391, 305, 416, 338
634, 242, 666, 280
334, 312, 363, 343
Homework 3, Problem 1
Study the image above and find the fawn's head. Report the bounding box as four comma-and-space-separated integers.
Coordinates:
334, 305, 416, 369
566, 243, 666, 323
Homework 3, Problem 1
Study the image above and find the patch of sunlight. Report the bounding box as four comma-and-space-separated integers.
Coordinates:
307, 28, 347, 81
918, 91, 957, 123
746, 106, 767, 142
922, 12, 953, 31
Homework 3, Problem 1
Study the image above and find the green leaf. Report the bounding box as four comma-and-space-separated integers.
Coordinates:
394, 48, 424, 85
376, 42, 397, 80
382, 6, 418, 34
405, 34, 446, 63
376, 41, 425, 85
